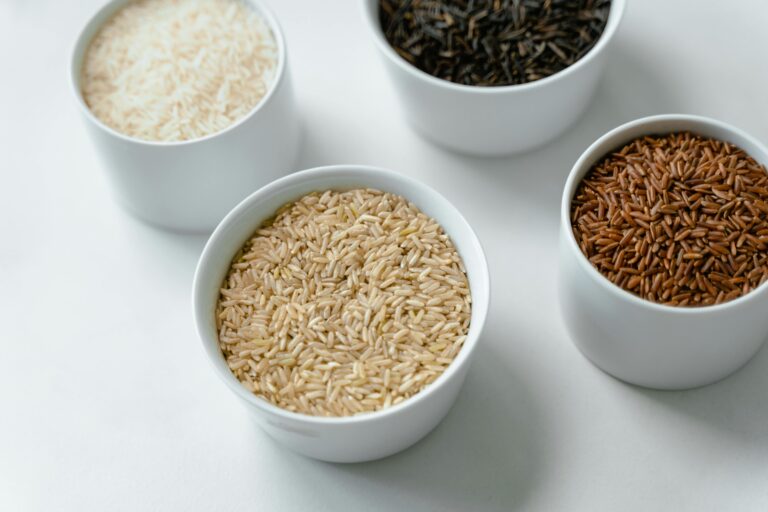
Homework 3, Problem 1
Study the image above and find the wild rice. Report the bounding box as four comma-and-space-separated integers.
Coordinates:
216, 189, 472, 416
571, 132, 768, 306
379, 0, 611, 86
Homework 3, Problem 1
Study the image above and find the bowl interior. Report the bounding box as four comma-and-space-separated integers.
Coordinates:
69, 0, 288, 147
193, 165, 490, 422
561, 114, 768, 313
362, 0, 626, 93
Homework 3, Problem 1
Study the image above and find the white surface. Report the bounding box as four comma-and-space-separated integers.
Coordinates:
1, 0, 767, 509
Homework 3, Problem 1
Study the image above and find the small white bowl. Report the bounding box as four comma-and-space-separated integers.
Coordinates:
192, 165, 490, 462
559, 114, 768, 390
362, 0, 625, 156
70, 0, 301, 233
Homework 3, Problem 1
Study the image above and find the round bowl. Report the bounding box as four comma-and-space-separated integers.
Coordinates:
192, 165, 490, 462
558, 114, 768, 390
69, 0, 301, 233
362, 0, 625, 156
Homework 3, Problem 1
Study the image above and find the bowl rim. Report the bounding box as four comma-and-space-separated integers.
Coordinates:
68, 0, 288, 147
192, 164, 491, 425
361, 0, 626, 94
561, 113, 768, 315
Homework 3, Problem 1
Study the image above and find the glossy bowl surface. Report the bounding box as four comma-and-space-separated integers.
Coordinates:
559, 114, 768, 389
362, 0, 626, 155
70, 0, 300, 232
193, 165, 490, 461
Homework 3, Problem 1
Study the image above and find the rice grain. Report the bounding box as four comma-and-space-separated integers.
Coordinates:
81, 0, 277, 142
217, 189, 472, 416
571, 132, 768, 307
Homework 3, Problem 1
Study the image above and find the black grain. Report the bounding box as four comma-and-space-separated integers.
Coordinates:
380, 0, 612, 86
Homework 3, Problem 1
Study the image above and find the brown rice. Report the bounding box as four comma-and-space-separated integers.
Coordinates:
216, 189, 472, 416
571, 132, 768, 306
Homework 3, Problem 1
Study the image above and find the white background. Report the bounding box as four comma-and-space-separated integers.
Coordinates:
2, 0, 768, 510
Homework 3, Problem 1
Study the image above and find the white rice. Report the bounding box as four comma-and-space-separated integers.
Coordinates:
81, 0, 277, 142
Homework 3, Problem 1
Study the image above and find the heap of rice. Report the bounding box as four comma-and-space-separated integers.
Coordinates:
216, 189, 472, 417
81, 0, 277, 142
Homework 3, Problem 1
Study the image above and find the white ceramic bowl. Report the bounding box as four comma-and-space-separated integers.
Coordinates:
559, 114, 768, 390
362, 0, 625, 156
70, 0, 300, 233
193, 165, 490, 462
